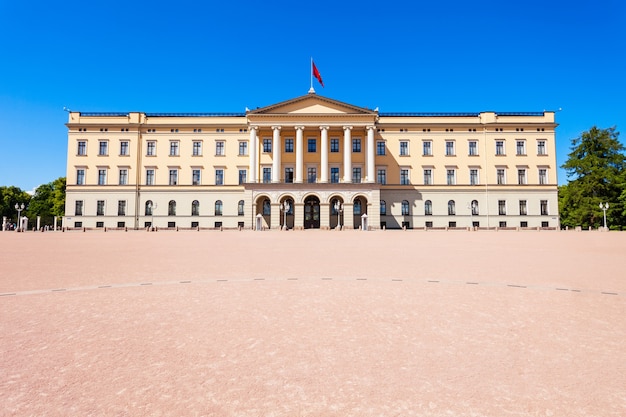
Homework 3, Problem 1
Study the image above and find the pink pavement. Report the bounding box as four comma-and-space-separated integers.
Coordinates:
1, 229, 625, 416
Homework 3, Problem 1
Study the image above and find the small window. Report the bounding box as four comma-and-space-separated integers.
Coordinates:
146, 141, 156, 156
330, 167, 340, 183
285, 138, 294, 153
423, 169, 432, 185
239, 141, 248, 156
446, 169, 455, 185
399, 141, 409, 156
537, 140, 547, 155
401, 200, 410, 216
98, 141, 108, 156
539, 168, 547, 185
330, 138, 339, 153
517, 169, 526, 185
498, 200, 506, 215
423, 141, 432, 156
262, 167, 271, 183
352, 138, 361, 153
307, 167, 317, 183
516, 140, 526, 155
496, 168, 505, 185
238, 169, 247, 185
447, 200, 456, 215
169, 141, 179, 156
468, 141, 478, 156
495, 140, 505, 155
215, 169, 224, 185
519, 200, 527, 215
146, 169, 155, 185
75, 200, 84, 216
540, 200, 549, 215
193, 141, 202, 156
169, 169, 178, 185
98, 169, 107, 185
215, 200, 223, 216
400, 169, 410, 185
376, 141, 386, 156
308, 138, 317, 153
76, 169, 85, 185
445, 141, 455, 156
424, 200, 432, 216
119, 169, 128, 185
77, 141, 87, 156
238, 200, 245, 216
120, 141, 129, 156
352, 167, 361, 183
97, 200, 105, 216
469, 169, 479, 185
192, 169, 201, 185
263, 139, 272, 153
191, 200, 200, 216
377, 169, 386, 185
117, 200, 126, 216
215, 141, 225, 156
168, 200, 177, 216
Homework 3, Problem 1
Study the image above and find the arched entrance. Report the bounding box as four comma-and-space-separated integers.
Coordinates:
304, 196, 320, 229
353, 196, 368, 229
255, 197, 271, 229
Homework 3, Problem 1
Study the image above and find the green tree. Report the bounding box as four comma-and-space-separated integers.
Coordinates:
559, 126, 625, 229
25, 177, 66, 227
0, 186, 31, 226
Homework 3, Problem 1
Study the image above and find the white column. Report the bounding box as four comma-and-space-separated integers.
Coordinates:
272, 126, 281, 183
295, 126, 304, 183
320, 126, 329, 183
249, 126, 258, 183
366, 126, 375, 183
343, 126, 352, 183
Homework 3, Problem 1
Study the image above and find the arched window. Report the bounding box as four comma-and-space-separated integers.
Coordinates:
448, 200, 456, 215
401, 200, 410, 215
471, 200, 479, 215
168, 200, 176, 216
262, 199, 271, 215
145, 200, 153, 216
238, 200, 244, 216
191, 200, 200, 216
215, 200, 223, 216
353, 199, 362, 215
424, 200, 432, 216
380, 200, 387, 215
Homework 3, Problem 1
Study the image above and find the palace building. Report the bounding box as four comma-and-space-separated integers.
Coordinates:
64, 92, 559, 230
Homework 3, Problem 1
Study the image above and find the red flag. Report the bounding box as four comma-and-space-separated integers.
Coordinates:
312, 61, 324, 87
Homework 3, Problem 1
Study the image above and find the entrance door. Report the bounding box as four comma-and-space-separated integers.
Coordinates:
304, 196, 320, 229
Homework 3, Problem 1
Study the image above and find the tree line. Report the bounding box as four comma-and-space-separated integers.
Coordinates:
1, 127, 624, 230
0, 177, 66, 228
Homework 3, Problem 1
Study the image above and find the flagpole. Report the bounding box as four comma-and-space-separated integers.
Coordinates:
310, 57, 313, 92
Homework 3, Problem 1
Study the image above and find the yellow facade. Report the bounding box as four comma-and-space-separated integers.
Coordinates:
64, 93, 558, 230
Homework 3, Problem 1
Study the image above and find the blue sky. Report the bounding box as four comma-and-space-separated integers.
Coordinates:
1, 0, 624, 191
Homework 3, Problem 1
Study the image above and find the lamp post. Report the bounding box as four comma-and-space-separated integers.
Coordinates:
15, 203, 25, 232
599, 202, 609, 230
281, 200, 291, 230
334, 201, 343, 230
148, 202, 157, 231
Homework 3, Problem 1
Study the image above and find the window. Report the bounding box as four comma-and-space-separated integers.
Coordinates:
330, 167, 339, 183
449, 221, 457, 228
215, 141, 224, 156
146, 169, 155, 185
377, 169, 386, 185
118, 200, 126, 216
468, 141, 477, 156
263, 167, 271, 183
215, 200, 223, 216
262, 199, 271, 215
146, 141, 156, 156
423, 169, 432, 185
518, 169, 526, 185
352, 138, 361, 152
77, 141, 87, 156
445, 141, 455, 156
285, 167, 294, 183
75, 200, 83, 216
541, 200, 549, 215
193, 169, 201, 185
495, 140, 505, 155
120, 141, 129, 156
498, 200, 507, 215
424, 200, 432, 216
215, 169, 224, 185
520, 221, 528, 228
400, 169, 410, 185
168, 200, 176, 216
496, 168, 505, 185
98, 169, 107, 185
238, 200, 244, 216
99, 141, 108, 156
400, 141, 409, 156
380, 200, 387, 215
238, 169, 247, 185
239, 141, 248, 156
193, 141, 202, 156
519, 200, 527, 215
119, 169, 128, 185
516, 141, 526, 155
541, 221, 549, 228
539, 168, 547, 185
76, 169, 85, 185
471, 200, 479, 215
425, 221, 433, 228
169, 169, 178, 185
145, 200, 153, 216
446, 169, 456, 185
352, 167, 361, 183
192, 200, 200, 216
308, 138, 317, 153
285, 138, 294, 153
499, 221, 507, 228
377, 141, 386, 155
423, 141, 432, 156
307, 167, 317, 183
263, 139, 272, 153
169, 141, 179, 156
353, 199, 362, 215
537, 140, 547, 155
401, 200, 410, 215
470, 169, 479, 185
448, 200, 456, 215
97, 200, 105, 216
331, 138, 339, 153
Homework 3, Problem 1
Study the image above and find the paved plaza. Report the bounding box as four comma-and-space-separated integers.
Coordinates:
1, 230, 625, 416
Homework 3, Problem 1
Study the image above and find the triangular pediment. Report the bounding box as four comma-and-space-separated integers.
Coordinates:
248, 94, 376, 116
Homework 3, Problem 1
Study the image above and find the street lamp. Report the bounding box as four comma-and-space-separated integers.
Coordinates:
14, 203, 25, 232
148, 202, 157, 231
599, 202, 609, 230
281, 200, 291, 230
334, 201, 343, 230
